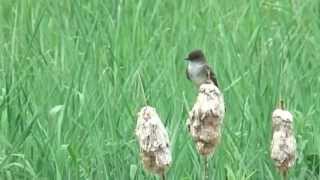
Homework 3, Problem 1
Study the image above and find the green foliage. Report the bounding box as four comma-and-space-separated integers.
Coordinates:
0, 0, 319, 179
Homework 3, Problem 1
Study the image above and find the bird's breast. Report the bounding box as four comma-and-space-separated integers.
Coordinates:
188, 62, 207, 85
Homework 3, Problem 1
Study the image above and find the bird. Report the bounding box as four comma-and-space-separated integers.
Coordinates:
184, 49, 219, 88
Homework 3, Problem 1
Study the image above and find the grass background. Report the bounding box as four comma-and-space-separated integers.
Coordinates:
0, 0, 320, 179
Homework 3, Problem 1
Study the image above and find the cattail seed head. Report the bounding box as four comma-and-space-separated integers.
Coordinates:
187, 83, 225, 156
135, 106, 171, 175
271, 108, 297, 172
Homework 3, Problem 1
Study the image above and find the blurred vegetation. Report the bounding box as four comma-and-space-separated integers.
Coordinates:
0, 0, 319, 179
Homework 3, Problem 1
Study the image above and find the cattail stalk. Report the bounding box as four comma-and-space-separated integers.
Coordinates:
204, 156, 209, 180
186, 83, 225, 179
161, 173, 165, 180
282, 171, 288, 180
135, 106, 171, 178
271, 101, 297, 180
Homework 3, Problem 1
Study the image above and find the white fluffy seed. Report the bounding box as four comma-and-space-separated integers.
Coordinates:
271, 108, 297, 172
135, 106, 171, 175
187, 83, 225, 156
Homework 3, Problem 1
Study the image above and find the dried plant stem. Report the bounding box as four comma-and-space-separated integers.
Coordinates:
281, 171, 288, 180
280, 100, 285, 110
204, 156, 209, 180
161, 173, 165, 180
187, 83, 224, 180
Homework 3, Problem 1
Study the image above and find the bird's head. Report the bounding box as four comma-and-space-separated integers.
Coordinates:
185, 49, 205, 62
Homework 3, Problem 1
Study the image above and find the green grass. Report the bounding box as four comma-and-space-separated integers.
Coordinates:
0, 0, 320, 179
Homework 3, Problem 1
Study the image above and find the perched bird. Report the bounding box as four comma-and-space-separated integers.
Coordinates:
185, 49, 219, 88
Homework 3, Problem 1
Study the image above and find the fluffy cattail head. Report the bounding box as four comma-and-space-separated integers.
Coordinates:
272, 109, 293, 131
135, 106, 171, 175
187, 83, 225, 156
271, 108, 297, 172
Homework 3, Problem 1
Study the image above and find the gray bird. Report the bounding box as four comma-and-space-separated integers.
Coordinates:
185, 49, 219, 88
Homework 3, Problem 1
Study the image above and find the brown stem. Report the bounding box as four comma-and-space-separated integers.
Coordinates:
280, 100, 285, 110
161, 173, 165, 180
281, 170, 288, 180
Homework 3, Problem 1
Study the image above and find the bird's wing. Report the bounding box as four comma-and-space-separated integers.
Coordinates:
186, 68, 191, 80
203, 64, 219, 87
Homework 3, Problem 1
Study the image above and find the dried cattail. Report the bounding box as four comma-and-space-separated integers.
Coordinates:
187, 83, 225, 157
135, 106, 171, 177
271, 107, 297, 176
